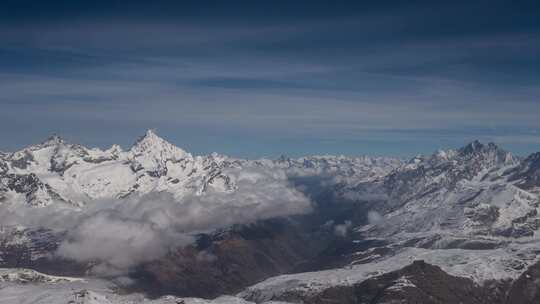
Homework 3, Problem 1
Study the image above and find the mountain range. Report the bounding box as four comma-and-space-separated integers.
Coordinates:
2, 131, 540, 304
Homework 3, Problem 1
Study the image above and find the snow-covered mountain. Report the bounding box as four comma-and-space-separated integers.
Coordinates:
4, 134, 540, 303
358, 140, 539, 239
0, 130, 239, 207
236, 141, 540, 304
264, 154, 401, 182
0, 130, 402, 209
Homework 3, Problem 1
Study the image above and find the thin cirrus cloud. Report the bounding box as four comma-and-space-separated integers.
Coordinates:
0, 1, 540, 157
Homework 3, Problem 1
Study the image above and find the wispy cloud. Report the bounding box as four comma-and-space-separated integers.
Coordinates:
0, 2, 539, 156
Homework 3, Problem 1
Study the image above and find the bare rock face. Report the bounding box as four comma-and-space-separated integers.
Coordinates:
265, 261, 509, 304
0, 173, 70, 206
275, 259, 540, 304
0, 227, 87, 277
131, 219, 326, 299
348, 260, 507, 304
507, 260, 540, 304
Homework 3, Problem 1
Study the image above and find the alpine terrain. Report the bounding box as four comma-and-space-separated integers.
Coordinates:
2, 131, 540, 304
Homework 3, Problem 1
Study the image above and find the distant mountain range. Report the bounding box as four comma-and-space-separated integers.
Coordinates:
2, 132, 540, 304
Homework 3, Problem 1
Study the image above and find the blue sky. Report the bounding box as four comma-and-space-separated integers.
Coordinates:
1, 0, 540, 158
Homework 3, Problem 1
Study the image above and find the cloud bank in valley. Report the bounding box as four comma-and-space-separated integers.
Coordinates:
0, 166, 312, 275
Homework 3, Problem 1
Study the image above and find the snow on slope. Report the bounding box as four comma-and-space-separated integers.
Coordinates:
0, 268, 84, 284
508, 151, 540, 194
0, 268, 289, 304
346, 140, 540, 239
239, 241, 540, 302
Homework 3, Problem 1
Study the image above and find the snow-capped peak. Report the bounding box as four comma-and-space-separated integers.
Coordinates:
128, 130, 191, 176
460, 139, 483, 153
130, 130, 188, 158
457, 140, 515, 167
40, 134, 65, 147
458, 140, 510, 159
